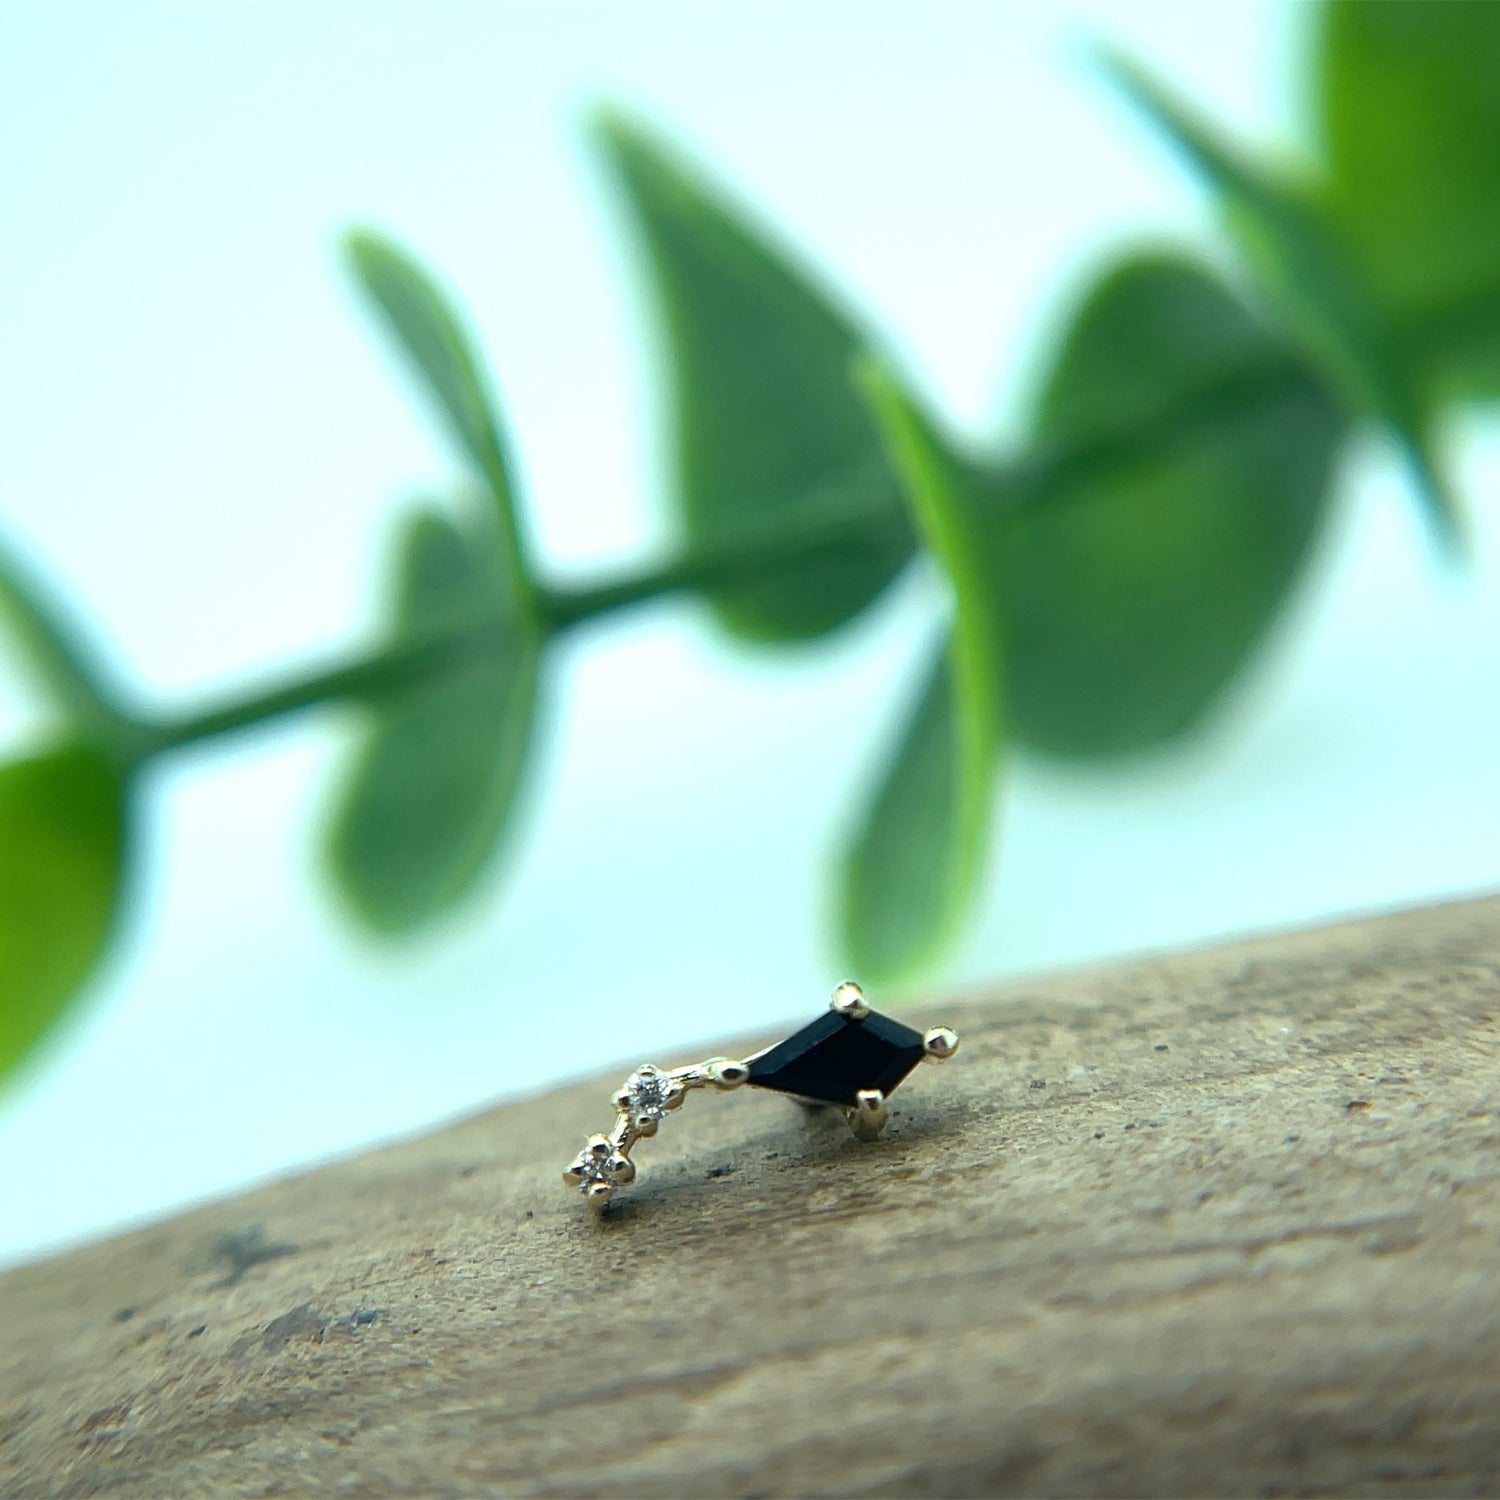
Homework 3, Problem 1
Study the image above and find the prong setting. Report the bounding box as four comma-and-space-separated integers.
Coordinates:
618, 1064, 681, 1129
850, 1088, 888, 1141
830, 981, 870, 1020
923, 1026, 960, 1061
706, 1057, 750, 1089
565, 1134, 636, 1205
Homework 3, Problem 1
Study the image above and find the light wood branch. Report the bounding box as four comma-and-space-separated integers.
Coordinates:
3, 896, 1498, 1496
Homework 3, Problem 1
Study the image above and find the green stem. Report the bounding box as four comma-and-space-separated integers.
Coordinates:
541, 487, 908, 630
148, 627, 502, 755
145, 482, 909, 754
134, 275, 1500, 760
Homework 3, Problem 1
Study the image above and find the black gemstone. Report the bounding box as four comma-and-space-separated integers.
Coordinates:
746, 1009, 927, 1108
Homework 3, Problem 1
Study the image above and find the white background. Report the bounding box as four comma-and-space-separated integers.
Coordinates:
2, 2, 1497, 1269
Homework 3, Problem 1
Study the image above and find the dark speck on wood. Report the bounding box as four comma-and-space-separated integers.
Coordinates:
208, 1228, 298, 1290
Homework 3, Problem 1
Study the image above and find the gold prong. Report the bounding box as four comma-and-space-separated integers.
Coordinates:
850, 1088, 888, 1141
585, 1181, 613, 1208
705, 1057, 750, 1089
610, 1155, 636, 1185
923, 1026, 959, 1061
611, 1087, 632, 1113
830, 981, 870, 1020
634, 1116, 660, 1138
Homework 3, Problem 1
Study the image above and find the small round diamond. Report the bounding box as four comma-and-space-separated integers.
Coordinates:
566, 1137, 631, 1199
574, 1151, 616, 1191
624, 1066, 675, 1124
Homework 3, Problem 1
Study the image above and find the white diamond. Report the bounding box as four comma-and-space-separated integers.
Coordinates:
625, 1066, 674, 1124
574, 1152, 615, 1189
569, 1137, 621, 1196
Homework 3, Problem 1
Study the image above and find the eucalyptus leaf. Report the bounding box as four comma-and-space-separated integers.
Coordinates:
1318, 0, 1500, 396
326, 511, 540, 934
346, 230, 533, 602
0, 531, 124, 735
0, 743, 128, 1087
841, 360, 1002, 983
1100, 48, 1461, 552
594, 108, 912, 642
997, 252, 1344, 756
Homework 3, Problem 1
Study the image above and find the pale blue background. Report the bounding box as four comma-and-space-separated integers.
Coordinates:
2, 2, 1498, 1269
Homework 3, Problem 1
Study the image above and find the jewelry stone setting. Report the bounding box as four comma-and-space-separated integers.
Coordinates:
621, 1065, 678, 1126
563, 982, 959, 1213
745, 1008, 928, 1107
564, 1136, 636, 1201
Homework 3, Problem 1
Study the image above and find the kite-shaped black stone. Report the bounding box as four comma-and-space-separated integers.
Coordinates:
745, 1008, 927, 1108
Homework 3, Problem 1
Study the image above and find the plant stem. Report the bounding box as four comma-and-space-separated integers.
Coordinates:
136, 275, 1500, 760
146, 631, 484, 754
540, 488, 908, 630
143, 511, 889, 754
126, 360, 1312, 756
146, 484, 909, 754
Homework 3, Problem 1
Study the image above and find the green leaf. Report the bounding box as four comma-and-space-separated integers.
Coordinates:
0, 743, 128, 1087
593, 108, 913, 641
840, 360, 1002, 983
1318, 1, 1500, 395
325, 510, 541, 934
345, 230, 533, 606
0, 531, 124, 734
1099, 47, 1462, 553
998, 252, 1345, 756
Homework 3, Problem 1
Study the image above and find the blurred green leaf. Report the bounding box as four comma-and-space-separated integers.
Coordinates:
841, 361, 1001, 982
998, 252, 1345, 756
346, 230, 533, 603
326, 510, 540, 934
1100, 47, 1462, 553
593, 108, 912, 642
1318, 0, 1500, 395
0, 743, 128, 1087
0, 531, 124, 735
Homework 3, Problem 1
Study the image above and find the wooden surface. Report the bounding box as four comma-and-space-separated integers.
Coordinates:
2, 897, 1499, 1498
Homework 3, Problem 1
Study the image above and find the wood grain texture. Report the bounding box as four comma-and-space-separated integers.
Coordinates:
2, 896, 1499, 1498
